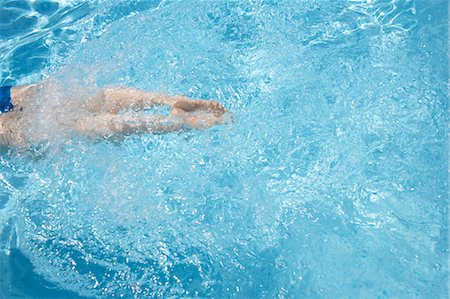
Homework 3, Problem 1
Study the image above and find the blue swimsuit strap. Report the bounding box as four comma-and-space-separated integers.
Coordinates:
0, 86, 13, 114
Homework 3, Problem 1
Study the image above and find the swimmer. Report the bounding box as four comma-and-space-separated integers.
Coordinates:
0, 82, 230, 147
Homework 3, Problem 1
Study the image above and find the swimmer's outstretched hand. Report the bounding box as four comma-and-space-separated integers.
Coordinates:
170, 97, 231, 129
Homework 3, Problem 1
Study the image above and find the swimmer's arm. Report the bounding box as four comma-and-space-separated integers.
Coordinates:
74, 113, 185, 138
93, 87, 228, 118
100, 87, 180, 112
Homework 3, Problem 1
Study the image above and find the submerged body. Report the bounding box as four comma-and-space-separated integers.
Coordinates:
0, 82, 229, 147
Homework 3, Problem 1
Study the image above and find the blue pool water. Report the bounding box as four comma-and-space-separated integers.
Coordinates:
0, 0, 448, 298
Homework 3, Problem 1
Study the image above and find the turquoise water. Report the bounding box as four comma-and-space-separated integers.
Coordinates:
0, 0, 448, 298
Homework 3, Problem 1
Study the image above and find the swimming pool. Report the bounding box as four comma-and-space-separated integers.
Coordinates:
0, 0, 448, 298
